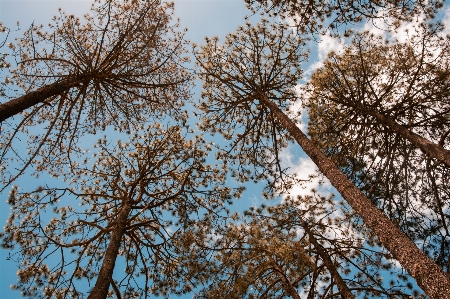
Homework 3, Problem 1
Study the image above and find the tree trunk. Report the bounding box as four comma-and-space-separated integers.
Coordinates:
0, 74, 90, 122
352, 102, 450, 168
258, 93, 450, 299
87, 200, 131, 299
302, 223, 355, 299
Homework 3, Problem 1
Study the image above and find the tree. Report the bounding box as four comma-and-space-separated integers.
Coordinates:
195, 20, 308, 198
0, 0, 191, 189
244, 0, 443, 35
0, 21, 12, 99
191, 207, 313, 299
0, 123, 241, 299
265, 195, 425, 299
195, 20, 450, 298
180, 193, 420, 298
306, 28, 450, 270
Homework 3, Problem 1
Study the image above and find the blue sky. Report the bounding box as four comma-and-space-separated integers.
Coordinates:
1, 0, 450, 298
0, 1, 267, 298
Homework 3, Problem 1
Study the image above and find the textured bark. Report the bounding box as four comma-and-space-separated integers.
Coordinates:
303, 224, 355, 299
258, 93, 450, 299
352, 102, 450, 168
0, 74, 91, 122
87, 200, 131, 299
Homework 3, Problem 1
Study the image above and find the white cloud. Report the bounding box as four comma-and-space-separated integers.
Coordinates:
289, 158, 327, 195
318, 35, 345, 60
362, 10, 429, 43
363, 17, 389, 37
391, 15, 426, 43
279, 144, 368, 247
287, 85, 308, 131
280, 147, 333, 199
305, 35, 346, 77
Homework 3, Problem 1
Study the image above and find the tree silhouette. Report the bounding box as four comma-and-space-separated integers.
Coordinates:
0, 0, 191, 189
0, 123, 240, 299
195, 20, 450, 298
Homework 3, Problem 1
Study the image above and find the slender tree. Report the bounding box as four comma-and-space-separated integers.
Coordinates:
269, 195, 425, 299
306, 28, 450, 270
195, 20, 308, 198
0, 0, 191, 189
195, 20, 450, 298
0, 123, 240, 299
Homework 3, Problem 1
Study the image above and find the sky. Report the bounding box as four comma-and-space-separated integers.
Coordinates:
0, 1, 270, 298
1, 0, 450, 298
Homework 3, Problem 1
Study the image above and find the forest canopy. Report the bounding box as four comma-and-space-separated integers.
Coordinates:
0, 0, 450, 298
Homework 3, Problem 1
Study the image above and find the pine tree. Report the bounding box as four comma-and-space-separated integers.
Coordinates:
306, 27, 450, 270
0, 124, 240, 299
244, 0, 443, 35
195, 20, 450, 298
0, 0, 191, 189
181, 193, 421, 298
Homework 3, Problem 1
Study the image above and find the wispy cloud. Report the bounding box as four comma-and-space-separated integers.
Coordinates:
279, 146, 333, 199
305, 35, 346, 77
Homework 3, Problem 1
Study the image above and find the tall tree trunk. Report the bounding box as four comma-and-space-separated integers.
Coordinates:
352, 102, 450, 168
87, 200, 131, 299
302, 223, 355, 299
258, 93, 450, 299
0, 74, 91, 122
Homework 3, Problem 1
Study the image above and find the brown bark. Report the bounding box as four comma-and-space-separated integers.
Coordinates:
258, 92, 450, 299
87, 200, 131, 299
0, 74, 91, 122
352, 102, 450, 168
303, 223, 355, 299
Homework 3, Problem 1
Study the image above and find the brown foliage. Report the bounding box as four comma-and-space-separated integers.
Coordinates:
307, 27, 450, 270
0, 123, 239, 298
0, 0, 191, 190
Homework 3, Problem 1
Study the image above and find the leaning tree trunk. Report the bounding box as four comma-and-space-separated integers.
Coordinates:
87, 200, 132, 299
302, 223, 355, 299
0, 74, 91, 122
351, 102, 450, 168
258, 92, 450, 299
